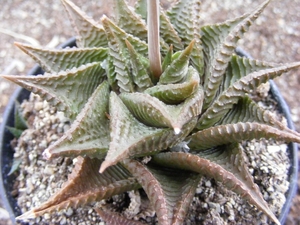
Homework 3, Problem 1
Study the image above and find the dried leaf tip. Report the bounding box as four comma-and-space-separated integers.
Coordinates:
174, 127, 181, 135
15, 210, 36, 221
99, 160, 111, 173
147, 0, 162, 78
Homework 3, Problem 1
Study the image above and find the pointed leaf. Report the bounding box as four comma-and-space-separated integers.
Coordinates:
145, 66, 200, 104
223, 54, 277, 91
219, 96, 299, 137
100, 92, 197, 172
113, 0, 147, 40
102, 55, 118, 92
167, 0, 200, 45
201, 0, 270, 109
16, 157, 140, 220
120, 86, 203, 132
152, 146, 280, 225
102, 16, 148, 92
189, 122, 300, 150
160, 9, 184, 52
125, 39, 153, 91
197, 62, 300, 130
43, 81, 110, 160
7, 157, 22, 176
7, 101, 28, 137
15, 42, 108, 73
167, 0, 204, 74
96, 209, 146, 225
62, 0, 107, 48
122, 159, 201, 225
6, 127, 24, 139
2, 62, 106, 120
162, 45, 173, 72
102, 16, 148, 55
159, 40, 195, 85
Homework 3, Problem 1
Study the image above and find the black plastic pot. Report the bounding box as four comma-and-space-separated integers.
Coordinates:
0, 42, 297, 224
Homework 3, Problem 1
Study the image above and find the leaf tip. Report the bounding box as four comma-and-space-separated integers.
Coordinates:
14, 41, 23, 48
174, 127, 181, 135
99, 160, 113, 173
101, 14, 108, 23
16, 210, 36, 221
0, 74, 22, 84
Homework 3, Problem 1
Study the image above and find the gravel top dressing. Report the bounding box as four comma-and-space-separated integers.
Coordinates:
12, 90, 290, 225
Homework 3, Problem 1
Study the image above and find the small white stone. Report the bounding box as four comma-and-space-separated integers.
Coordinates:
44, 165, 55, 175
205, 180, 212, 187
44, 213, 51, 220
65, 208, 74, 217
267, 145, 281, 153
60, 217, 67, 225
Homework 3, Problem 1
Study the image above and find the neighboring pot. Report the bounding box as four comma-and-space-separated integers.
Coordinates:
0, 42, 297, 224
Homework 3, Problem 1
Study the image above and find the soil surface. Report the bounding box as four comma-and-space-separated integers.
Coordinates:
0, 0, 300, 224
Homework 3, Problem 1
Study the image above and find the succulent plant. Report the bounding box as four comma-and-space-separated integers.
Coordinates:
2, 0, 300, 224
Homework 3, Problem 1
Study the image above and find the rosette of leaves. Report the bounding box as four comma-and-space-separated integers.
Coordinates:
2, 0, 300, 224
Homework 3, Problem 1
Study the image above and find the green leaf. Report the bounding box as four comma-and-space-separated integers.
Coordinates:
161, 45, 173, 72
167, 0, 204, 75
167, 0, 200, 45
113, 0, 147, 41
13, 101, 28, 131
145, 66, 200, 104
201, 0, 270, 109
134, 0, 147, 20
223, 55, 277, 91
219, 96, 299, 137
104, 55, 118, 92
15, 42, 108, 73
6, 127, 24, 139
125, 39, 153, 91
43, 81, 110, 160
152, 145, 280, 225
62, 0, 107, 48
100, 92, 197, 172
120, 86, 203, 132
159, 40, 195, 85
160, 10, 184, 52
7, 101, 28, 138
102, 16, 148, 56
188, 122, 300, 150
123, 159, 201, 225
2, 62, 106, 120
197, 61, 300, 130
7, 157, 22, 176
16, 157, 140, 220
102, 16, 148, 92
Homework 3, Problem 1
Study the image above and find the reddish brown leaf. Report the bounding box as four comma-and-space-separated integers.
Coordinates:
122, 159, 201, 225
152, 145, 280, 225
16, 157, 140, 220
96, 208, 146, 225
